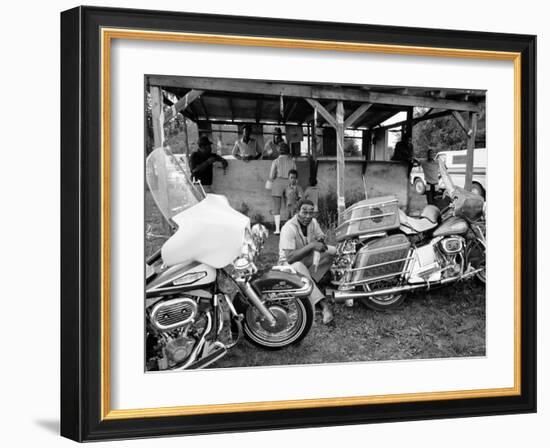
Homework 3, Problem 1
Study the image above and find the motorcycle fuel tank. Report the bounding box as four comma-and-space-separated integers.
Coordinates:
147, 261, 216, 295
433, 216, 469, 237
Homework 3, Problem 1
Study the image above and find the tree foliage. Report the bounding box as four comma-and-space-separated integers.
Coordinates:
412, 106, 486, 157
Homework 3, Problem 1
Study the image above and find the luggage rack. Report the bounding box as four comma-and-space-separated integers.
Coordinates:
336, 196, 400, 241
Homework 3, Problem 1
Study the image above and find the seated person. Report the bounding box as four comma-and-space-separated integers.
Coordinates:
279, 199, 337, 324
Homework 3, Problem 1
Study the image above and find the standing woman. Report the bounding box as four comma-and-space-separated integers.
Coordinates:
269, 142, 296, 234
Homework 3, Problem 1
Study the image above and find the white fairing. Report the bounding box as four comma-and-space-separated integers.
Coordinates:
162, 194, 250, 268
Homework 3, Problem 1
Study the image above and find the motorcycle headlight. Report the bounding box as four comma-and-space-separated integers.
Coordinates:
232, 255, 257, 280
234, 256, 251, 270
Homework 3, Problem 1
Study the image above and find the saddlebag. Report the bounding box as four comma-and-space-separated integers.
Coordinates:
349, 234, 411, 285
336, 196, 400, 242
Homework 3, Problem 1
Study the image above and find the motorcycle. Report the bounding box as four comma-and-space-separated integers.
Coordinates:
332, 158, 486, 310
145, 147, 314, 371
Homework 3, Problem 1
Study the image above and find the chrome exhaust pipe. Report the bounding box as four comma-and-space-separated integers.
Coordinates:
334, 284, 424, 302
333, 268, 484, 302
172, 312, 213, 371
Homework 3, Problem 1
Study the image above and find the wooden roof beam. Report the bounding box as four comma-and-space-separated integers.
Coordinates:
375, 110, 453, 132
304, 99, 337, 129
451, 111, 472, 135
344, 103, 372, 128
305, 101, 336, 122
148, 76, 481, 112
163, 89, 204, 122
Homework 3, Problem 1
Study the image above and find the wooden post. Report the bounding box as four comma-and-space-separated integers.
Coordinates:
336, 101, 345, 222
312, 109, 318, 158
150, 86, 165, 148
362, 130, 371, 159
307, 123, 311, 155
180, 118, 189, 158
464, 112, 478, 191
405, 107, 414, 137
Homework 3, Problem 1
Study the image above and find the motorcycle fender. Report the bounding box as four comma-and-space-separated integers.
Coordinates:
251, 270, 311, 297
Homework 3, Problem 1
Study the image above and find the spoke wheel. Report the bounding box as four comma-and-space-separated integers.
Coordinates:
242, 296, 313, 349
466, 238, 486, 284
360, 293, 405, 311
359, 279, 406, 311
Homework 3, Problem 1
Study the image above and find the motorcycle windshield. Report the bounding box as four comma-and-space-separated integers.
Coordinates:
146, 147, 202, 222
438, 157, 456, 194
438, 157, 484, 220
162, 194, 250, 268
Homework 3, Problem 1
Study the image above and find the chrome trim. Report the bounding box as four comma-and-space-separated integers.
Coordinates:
343, 199, 398, 214
340, 271, 405, 287
336, 212, 395, 230
347, 256, 414, 272
146, 261, 202, 291
260, 277, 313, 297
190, 342, 228, 369
358, 242, 412, 253
358, 232, 387, 241
243, 283, 277, 326
218, 294, 243, 349
402, 248, 416, 282
171, 312, 213, 371
150, 297, 198, 331
222, 294, 239, 317
334, 268, 484, 302
173, 271, 207, 286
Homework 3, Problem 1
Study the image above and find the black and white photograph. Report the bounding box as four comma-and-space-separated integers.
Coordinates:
144, 76, 487, 372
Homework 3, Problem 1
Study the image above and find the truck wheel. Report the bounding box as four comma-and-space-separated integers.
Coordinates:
414, 178, 426, 195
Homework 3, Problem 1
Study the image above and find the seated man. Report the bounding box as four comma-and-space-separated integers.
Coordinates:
279, 199, 336, 324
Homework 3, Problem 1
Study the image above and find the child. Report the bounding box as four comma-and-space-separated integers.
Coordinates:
283, 169, 304, 218
269, 143, 296, 234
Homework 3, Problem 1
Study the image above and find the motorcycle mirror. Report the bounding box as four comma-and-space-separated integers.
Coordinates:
251, 223, 269, 244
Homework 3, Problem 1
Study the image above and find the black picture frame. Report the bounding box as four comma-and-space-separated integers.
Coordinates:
61, 5, 536, 442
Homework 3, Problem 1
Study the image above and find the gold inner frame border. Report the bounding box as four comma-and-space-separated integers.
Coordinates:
99, 27, 522, 420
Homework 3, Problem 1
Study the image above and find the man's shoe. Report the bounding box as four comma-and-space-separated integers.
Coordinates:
322, 306, 334, 325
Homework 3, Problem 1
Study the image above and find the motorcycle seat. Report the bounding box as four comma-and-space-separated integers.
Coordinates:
398, 209, 438, 233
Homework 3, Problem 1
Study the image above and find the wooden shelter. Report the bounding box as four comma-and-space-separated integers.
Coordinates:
147, 75, 485, 220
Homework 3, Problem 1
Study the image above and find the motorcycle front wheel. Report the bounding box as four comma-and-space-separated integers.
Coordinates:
241, 296, 314, 350
466, 237, 486, 284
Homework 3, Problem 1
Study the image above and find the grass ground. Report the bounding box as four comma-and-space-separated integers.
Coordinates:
145, 189, 486, 369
